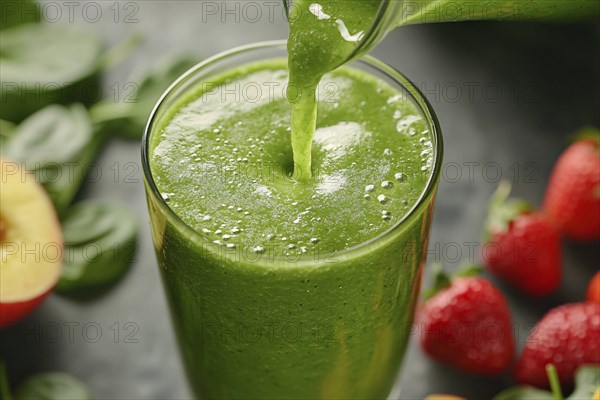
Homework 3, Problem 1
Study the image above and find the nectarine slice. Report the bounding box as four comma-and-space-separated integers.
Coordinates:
0, 159, 63, 326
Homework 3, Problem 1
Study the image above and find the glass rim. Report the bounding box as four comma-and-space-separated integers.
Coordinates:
141, 40, 443, 264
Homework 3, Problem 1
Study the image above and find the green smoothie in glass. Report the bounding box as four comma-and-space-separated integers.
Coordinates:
143, 1, 442, 398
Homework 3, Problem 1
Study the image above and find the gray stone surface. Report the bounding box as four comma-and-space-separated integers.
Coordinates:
1, 1, 598, 399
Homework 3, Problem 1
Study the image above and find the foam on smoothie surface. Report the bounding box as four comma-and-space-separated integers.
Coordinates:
150, 59, 433, 253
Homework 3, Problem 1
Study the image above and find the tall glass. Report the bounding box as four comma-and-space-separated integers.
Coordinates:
142, 41, 443, 399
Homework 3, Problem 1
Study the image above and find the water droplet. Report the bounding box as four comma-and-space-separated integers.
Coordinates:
381, 181, 393, 189
377, 195, 388, 204
365, 185, 375, 192
395, 173, 406, 182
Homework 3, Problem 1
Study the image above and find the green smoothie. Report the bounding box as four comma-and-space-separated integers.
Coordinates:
146, 51, 439, 398
145, 1, 440, 398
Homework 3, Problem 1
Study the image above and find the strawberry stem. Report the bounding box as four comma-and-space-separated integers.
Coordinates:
546, 364, 563, 400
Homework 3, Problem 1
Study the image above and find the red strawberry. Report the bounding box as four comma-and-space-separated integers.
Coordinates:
417, 266, 514, 375
515, 302, 600, 388
587, 271, 600, 304
482, 181, 561, 296
543, 130, 600, 241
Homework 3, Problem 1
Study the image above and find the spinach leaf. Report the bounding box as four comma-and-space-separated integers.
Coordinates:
2, 104, 102, 213
0, 361, 12, 400
493, 386, 553, 400
91, 56, 198, 140
493, 365, 600, 400
14, 373, 91, 400
56, 202, 138, 296
0, 1, 40, 31
0, 119, 16, 147
568, 365, 600, 399
0, 23, 103, 122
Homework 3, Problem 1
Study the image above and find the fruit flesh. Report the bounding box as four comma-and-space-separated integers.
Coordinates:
0, 159, 62, 311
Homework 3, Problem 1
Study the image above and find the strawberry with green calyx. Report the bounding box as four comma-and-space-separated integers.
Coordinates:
516, 303, 600, 388
543, 128, 600, 241
418, 264, 514, 375
482, 181, 562, 296
493, 364, 600, 399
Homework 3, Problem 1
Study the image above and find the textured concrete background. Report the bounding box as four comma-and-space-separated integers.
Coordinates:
1, 1, 599, 399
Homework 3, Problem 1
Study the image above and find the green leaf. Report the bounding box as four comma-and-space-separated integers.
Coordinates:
569, 127, 600, 146
0, 23, 103, 122
493, 365, 600, 400
453, 264, 483, 278
14, 373, 91, 400
0, 1, 40, 31
567, 365, 600, 399
91, 56, 199, 140
423, 263, 452, 299
493, 386, 553, 400
0, 361, 12, 400
56, 202, 138, 297
2, 104, 103, 213
483, 180, 532, 242
0, 119, 16, 148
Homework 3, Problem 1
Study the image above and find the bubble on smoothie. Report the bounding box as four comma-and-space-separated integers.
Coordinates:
226, 243, 236, 249
310, 238, 319, 244
253, 246, 265, 254
222, 234, 232, 241
395, 172, 406, 182
383, 148, 393, 156
300, 246, 308, 254
288, 244, 296, 249
203, 215, 212, 221
232, 227, 241, 234
365, 184, 375, 192
381, 181, 393, 189
377, 195, 388, 204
